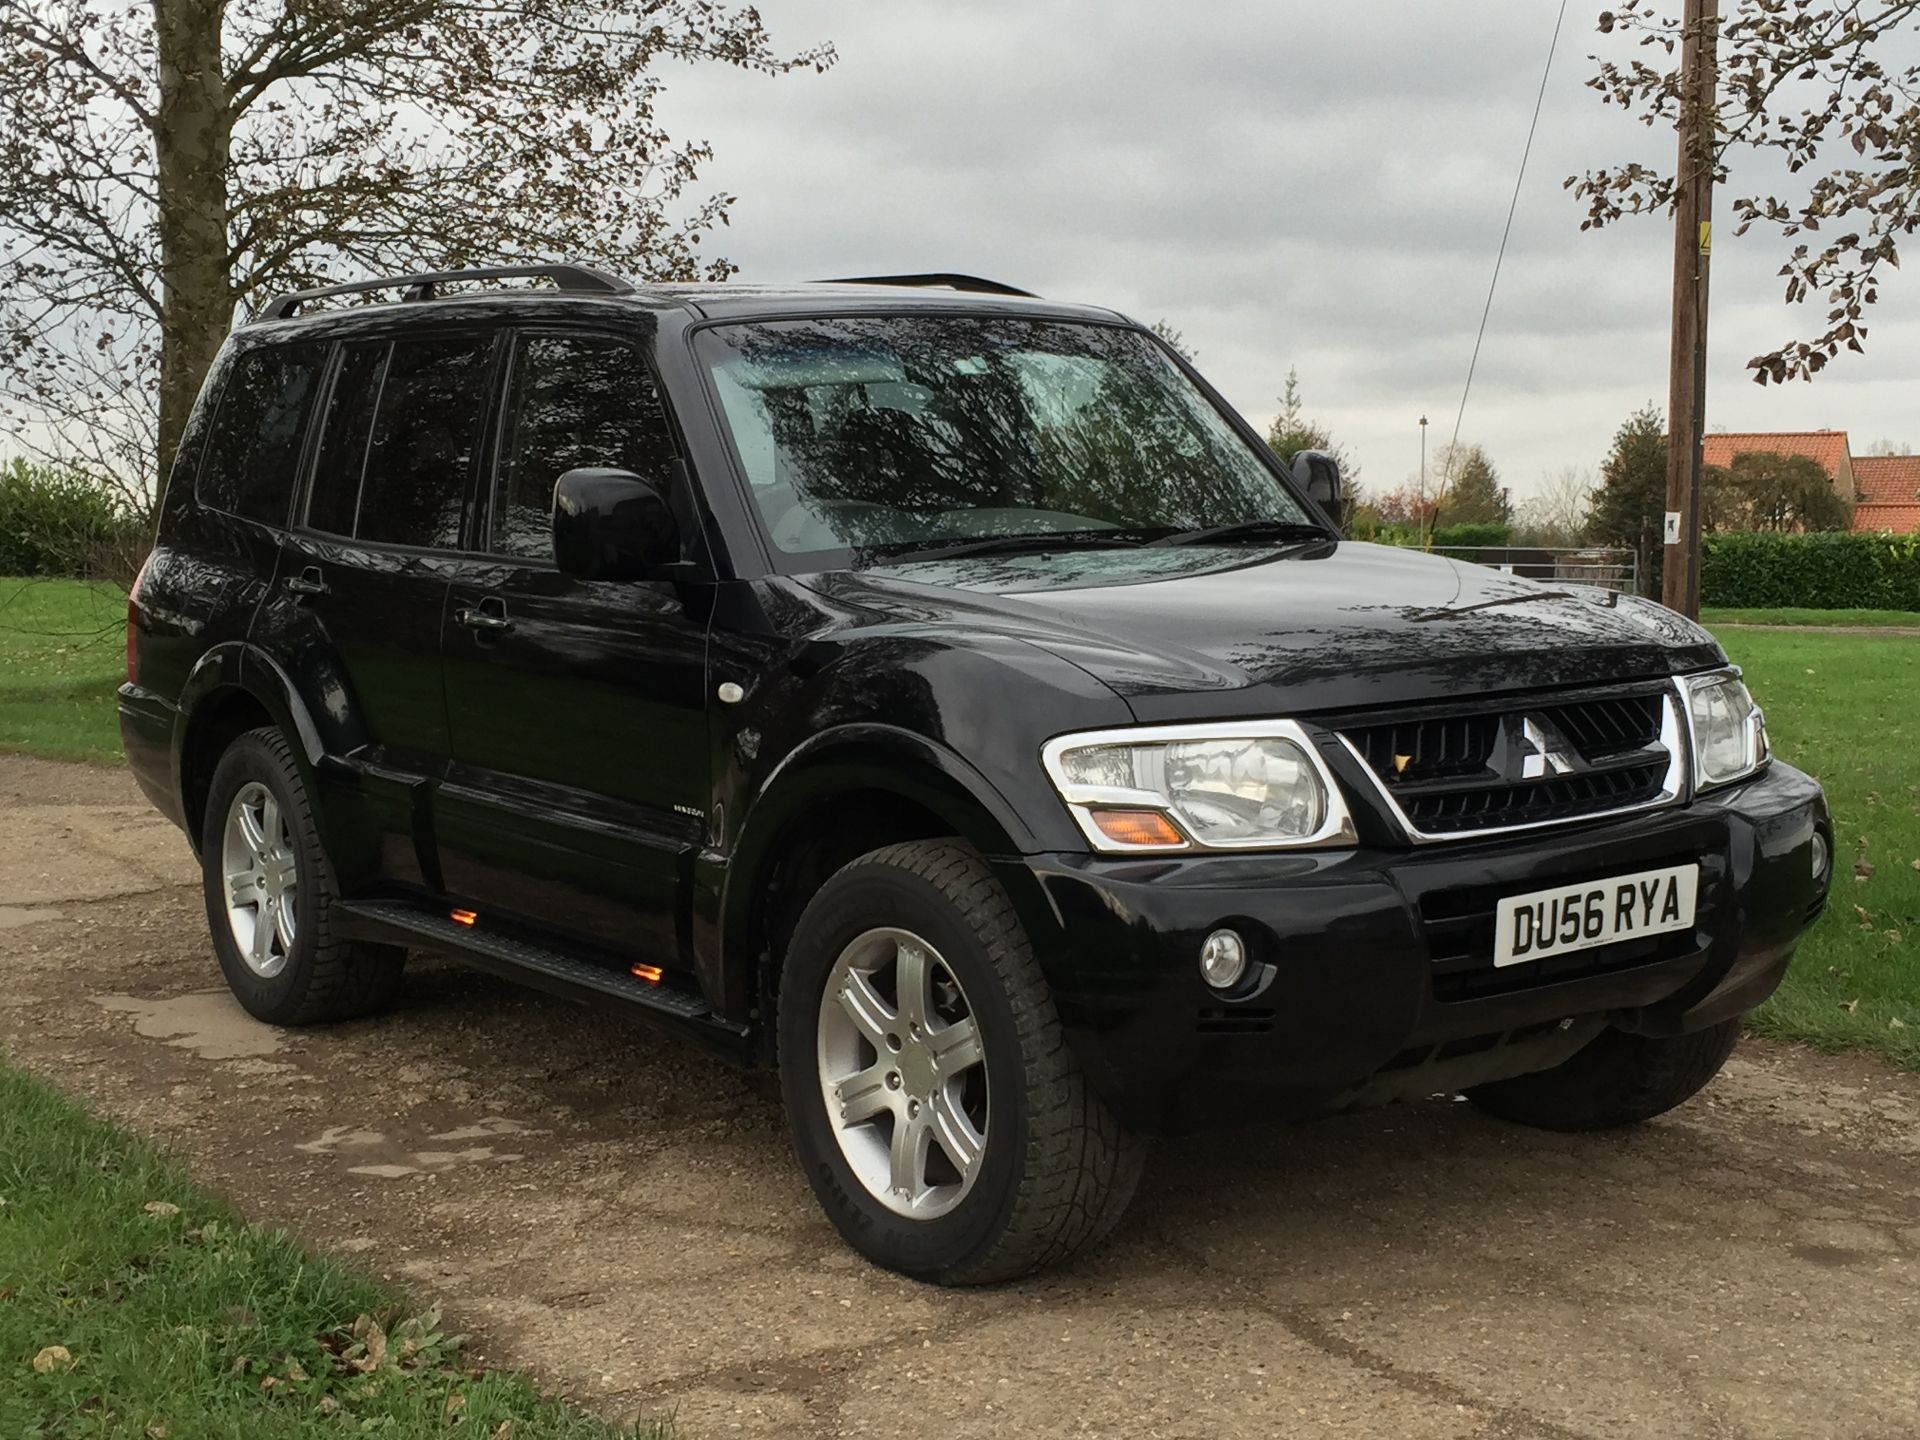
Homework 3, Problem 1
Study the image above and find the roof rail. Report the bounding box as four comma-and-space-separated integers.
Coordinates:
817, 272, 1039, 299
258, 263, 634, 321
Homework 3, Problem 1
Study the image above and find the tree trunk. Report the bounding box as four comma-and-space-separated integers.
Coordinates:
152, 0, 230, 491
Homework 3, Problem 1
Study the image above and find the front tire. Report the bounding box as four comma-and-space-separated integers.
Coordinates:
778, 841, 1146, 1284
1465, 1018, 1741, 1131
200, 727, 404, 1026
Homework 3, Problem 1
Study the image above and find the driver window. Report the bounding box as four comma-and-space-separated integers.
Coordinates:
493, 333, 676, 560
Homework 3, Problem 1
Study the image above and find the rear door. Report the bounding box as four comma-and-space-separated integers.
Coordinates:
436, 329, 711, 972
270, 329, 501, 894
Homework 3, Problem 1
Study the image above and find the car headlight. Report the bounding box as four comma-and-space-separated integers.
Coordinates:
1040, 720, 1357, 853
1684, 669, 1769, 791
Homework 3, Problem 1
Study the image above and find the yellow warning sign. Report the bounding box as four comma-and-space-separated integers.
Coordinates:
1699, 221, 1713, 256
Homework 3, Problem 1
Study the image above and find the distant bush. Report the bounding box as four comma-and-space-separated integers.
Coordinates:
0, 457, 143, 581
1701, 530, 1920, 611
1431, 522, 1514, 549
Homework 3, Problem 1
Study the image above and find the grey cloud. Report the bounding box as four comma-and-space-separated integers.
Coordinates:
661, 0, 1918, 496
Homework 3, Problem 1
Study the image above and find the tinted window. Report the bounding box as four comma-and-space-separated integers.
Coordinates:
306, 342, 385, 538
355, 336, 494, 548
492, 334, 675, 559
196, 343, 327, 524
697, 317, 1312, 561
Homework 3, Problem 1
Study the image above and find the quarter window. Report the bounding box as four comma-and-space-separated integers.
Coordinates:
492, 333, 676, 560
196, 343, 328, 525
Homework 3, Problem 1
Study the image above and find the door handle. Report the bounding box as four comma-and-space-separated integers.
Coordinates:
454, 598, 513, 633
285, 566, 328, 596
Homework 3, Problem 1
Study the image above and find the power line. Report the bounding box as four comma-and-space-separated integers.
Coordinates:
1430, 0, 1571, 525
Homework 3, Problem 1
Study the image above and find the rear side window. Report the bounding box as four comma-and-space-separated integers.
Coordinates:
492, 333, 676, 559
304, 334, 495, 548
196, 343, 328, 524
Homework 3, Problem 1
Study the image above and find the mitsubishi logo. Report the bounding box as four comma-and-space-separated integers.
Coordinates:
1491, 714, 1578, 782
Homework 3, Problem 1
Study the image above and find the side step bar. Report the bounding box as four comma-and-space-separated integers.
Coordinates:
334, 899, 752, 1062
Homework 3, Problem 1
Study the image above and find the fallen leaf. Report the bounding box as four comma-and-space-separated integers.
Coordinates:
31, 1346, 73, 1374
146, 1425, 168, 1440
1855, 905, 1873, 929
227, 1355, 249, 1377
285, 1360, 308, 1383
1910, 859, 1919, 872
1854, 859, 1876, 882
446, 1391, 466, 1418
143, 1201, 180, 1218
259, 1375, 280, 1394
492, 1422, 516, 1440
1841, 998, 1861, 1014
1891, 1018, 1908, 1031
316, 1396, 341, 1417
355, 1322, 388, 1374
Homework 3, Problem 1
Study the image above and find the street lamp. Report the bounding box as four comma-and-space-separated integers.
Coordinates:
1419, 416, 1429, 499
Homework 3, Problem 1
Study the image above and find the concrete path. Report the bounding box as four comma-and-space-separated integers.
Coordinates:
3, 754, 1918, 1439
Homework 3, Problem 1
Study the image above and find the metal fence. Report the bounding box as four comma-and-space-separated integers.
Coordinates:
1426, 546, 1641, 597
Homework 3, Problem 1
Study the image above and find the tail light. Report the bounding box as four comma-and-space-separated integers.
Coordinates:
125, 554, 151, 686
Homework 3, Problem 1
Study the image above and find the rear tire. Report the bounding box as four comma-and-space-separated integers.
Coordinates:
1465, 1018, 1741, 1131
778, 840, 1146, 1284
200, 727, 404, 1026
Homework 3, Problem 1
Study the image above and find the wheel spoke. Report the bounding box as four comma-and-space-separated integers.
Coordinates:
832, 1061, 894, 1125
264, 852, 298, 894
894, 941, 931, 1031
274, 898, 297, 950
235, 802, 268, 858
926, 1016, 982, 1080
889, 1111, 931, 1201
247, 910, 273, 966
930, 1087, 984, 1178
835, 968, 896, 1050
260, 793, 283, 849
227, 869, 260, 908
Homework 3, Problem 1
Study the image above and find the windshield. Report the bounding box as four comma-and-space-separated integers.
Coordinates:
694, 315, 1320, 565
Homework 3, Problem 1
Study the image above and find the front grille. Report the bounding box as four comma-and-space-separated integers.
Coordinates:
1338, 685, 1677, 838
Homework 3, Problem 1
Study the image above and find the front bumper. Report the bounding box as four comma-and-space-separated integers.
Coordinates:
1018, 761, 1830, 1135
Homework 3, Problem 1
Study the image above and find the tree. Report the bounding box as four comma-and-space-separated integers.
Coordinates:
1515, 466, 1597, 546
1433, 443, 1511, 527
1150, 319, 1196, 363
1865, 438, 1915, 457
1572, 5, 1920, 385
1703, 451, 1854, 532
1587, 403, 1668, 596
0, 2, 833, 511
1265, 368, 1359, 494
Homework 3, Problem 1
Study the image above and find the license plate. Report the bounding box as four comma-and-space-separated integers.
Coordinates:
1493, 864, 1699, 968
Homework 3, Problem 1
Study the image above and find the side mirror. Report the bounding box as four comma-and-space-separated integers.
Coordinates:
552, 467, 678, 581
1290, 449, 1343, 519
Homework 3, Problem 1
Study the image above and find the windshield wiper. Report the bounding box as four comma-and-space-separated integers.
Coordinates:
1146, 518, 1334, 548
874, 532, 1145, 564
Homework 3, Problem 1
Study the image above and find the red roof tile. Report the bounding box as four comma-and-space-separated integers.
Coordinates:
1701, 431, 1851, 479
1852, 503, 1920, 535
1853, 455, 1920, 505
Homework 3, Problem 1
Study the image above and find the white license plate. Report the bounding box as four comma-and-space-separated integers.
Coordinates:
1493, 864, 1699, 968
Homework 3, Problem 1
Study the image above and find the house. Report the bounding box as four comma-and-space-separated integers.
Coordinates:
1853, 454, 1920, 535
1698, 430, 1919, 535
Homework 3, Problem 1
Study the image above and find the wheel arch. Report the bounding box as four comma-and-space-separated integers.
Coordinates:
712, 727, 1063, 1040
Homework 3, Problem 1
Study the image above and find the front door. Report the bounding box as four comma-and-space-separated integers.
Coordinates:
436, 329, 711, 974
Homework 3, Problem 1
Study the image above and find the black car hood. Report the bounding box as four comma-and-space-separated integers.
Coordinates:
798, 541, 1724, 719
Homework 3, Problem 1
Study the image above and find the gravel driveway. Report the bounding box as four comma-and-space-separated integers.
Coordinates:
3, 753, 1917, 1439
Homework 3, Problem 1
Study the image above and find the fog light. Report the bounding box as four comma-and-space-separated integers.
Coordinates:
1811, 830, 1830, 883
1199, 929, 1248, 990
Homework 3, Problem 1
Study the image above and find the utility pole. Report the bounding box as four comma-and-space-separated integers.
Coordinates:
1663, 0, 1720, 617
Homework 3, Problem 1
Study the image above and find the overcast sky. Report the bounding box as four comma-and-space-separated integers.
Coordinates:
662, 0, 1919, 505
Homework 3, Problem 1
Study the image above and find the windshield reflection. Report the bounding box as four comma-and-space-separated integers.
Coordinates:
695, 316, 1313, 565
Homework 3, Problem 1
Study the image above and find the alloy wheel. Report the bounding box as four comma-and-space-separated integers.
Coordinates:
816, 926, 989, 1219
220, 781, 299, 979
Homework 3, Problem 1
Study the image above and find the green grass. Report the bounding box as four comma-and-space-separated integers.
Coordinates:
1701, 606, 1920, 628
0, 1058, 663, 1439
1713, 627, 1920, 1069
0, 577, 127, 764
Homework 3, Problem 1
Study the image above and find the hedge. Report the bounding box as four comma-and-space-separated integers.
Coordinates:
1700, 530, 1920, 611
0, 457, 138, 578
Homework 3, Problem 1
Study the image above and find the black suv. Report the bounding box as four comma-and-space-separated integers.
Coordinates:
123, 263, 1832, 1283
